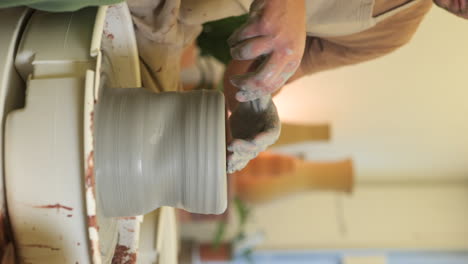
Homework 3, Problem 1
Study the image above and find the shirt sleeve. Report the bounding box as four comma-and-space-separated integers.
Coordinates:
300, 0, 433, 75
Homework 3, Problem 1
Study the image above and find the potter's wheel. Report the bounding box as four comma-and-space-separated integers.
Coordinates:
1, 4, 143, 263
1, 4, 226, 263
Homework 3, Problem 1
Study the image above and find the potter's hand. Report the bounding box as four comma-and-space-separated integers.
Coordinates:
227, 96, 281, 173
227, 0, 306, 102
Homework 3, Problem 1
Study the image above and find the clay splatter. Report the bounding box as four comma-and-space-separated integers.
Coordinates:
23, 244, 60, 251
112, 245, 137, 264
34, 204, 73, 211
90, 111, 94, 133
88, 215, 98, 231
85, 151, 96, 193
124, 227, 135, 233
119, 217, 136, 220
103, 30, 114, 40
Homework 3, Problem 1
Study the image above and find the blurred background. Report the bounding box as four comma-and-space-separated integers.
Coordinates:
178, 4, 468, 264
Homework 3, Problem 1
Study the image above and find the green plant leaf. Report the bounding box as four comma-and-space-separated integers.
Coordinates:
233, 231, 246, 244
242, 248, 255, 264
197, 14, 249, 65
233, 197, 250, 228
212, 220, 227, 249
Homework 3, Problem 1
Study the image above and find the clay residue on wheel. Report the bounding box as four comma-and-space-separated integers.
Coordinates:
120, 217, 136, 220
85, 149, 100, 262
112, 245, 137, 264
86, 151, 96, 192
112, 217, 142, 263
84, 109, 99, 262
88, 215, 98, 231
33, 204, 73, 211
23, 244, 60, 251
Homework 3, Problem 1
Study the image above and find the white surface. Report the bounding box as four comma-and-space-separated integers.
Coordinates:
273, 6, 468, 182
138, 210, 160, 264
5, 8, 98, 264
101, 4, 141, 89
6, 77, 92, 263
14, 11, 94, 80
4, 5, 144, 263
138, 207, 179, 264
0, 7, 29, 242
156, 207, 179, 264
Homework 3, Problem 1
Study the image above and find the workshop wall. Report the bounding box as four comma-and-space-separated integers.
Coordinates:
274, 6, 468, 182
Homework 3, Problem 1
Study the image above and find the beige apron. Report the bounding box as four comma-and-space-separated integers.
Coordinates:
128, 0, 250, 92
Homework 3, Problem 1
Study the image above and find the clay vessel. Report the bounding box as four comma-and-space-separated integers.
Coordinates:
95, 88, 227, 217
235, 152, 353, 203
